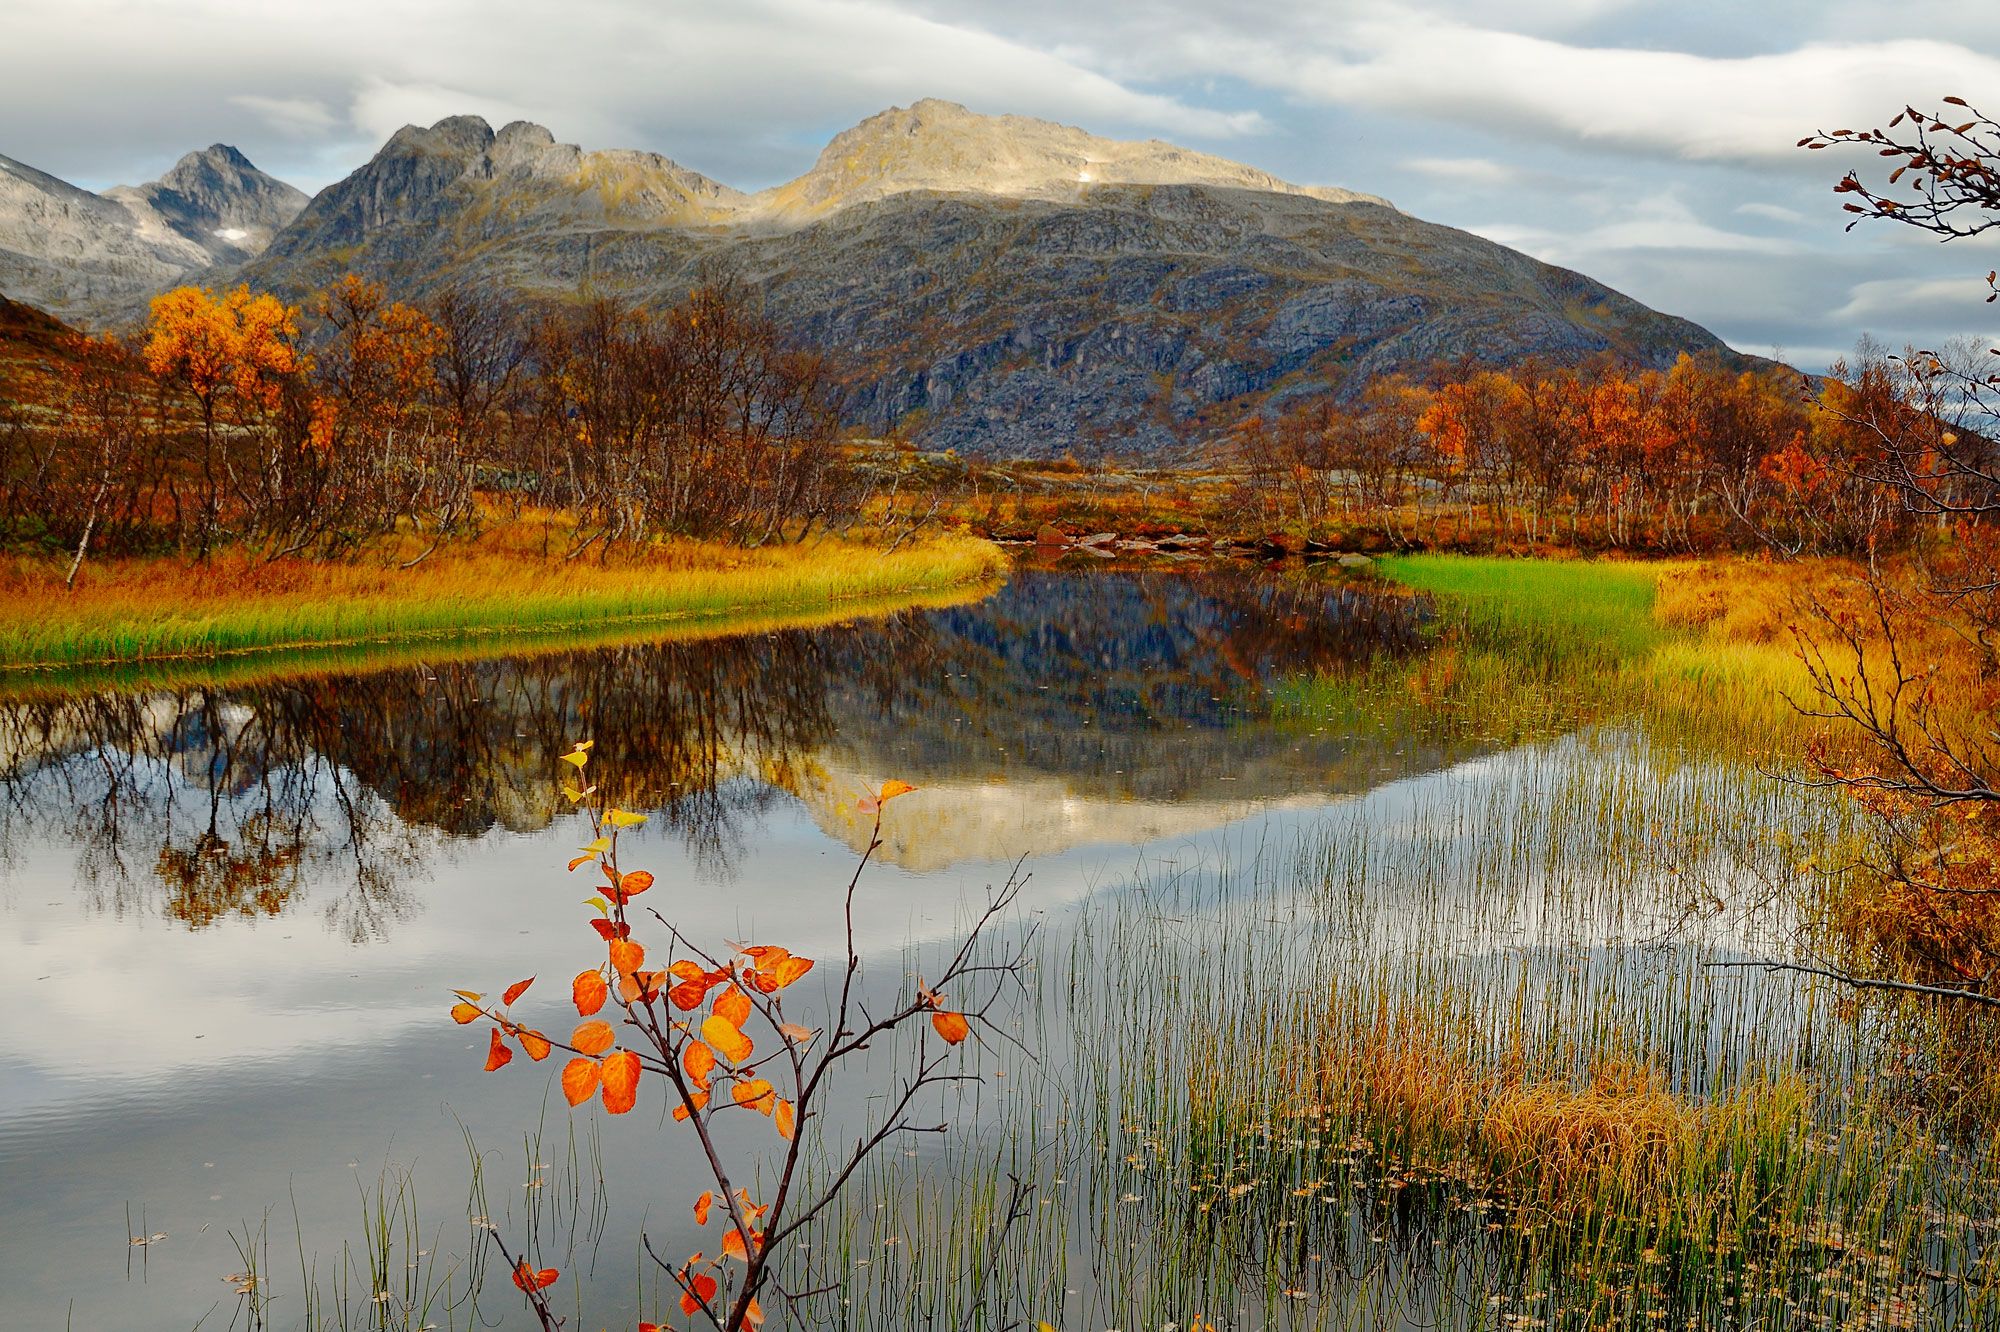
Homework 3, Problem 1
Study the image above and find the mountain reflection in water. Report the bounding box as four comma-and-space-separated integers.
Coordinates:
0, 569, 1433, 933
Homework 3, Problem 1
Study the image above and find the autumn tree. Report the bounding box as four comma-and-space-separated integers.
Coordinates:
1779, 96, 2000, 1005
142, 284, 302, 558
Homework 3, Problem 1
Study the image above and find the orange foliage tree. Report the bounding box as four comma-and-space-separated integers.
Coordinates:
450, 745, 1028, 1329
142, 284, 301, 558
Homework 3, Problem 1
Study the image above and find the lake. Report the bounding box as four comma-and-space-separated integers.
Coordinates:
1, 564, 1992, 1330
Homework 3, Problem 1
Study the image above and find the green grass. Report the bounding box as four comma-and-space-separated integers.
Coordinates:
1376, 553, 1668, 663
0, 534, 1008, 680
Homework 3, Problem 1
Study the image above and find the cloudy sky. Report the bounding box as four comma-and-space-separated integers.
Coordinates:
5, 0, 1997, 372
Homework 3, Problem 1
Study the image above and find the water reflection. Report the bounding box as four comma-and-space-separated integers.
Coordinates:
0, 569, 1431, 929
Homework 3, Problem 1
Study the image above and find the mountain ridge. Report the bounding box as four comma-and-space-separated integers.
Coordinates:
2, 103, 1747, 456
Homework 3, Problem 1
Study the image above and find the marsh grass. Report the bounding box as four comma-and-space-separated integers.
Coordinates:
801, 728, 1997, 1329
0, 531, 1005, 673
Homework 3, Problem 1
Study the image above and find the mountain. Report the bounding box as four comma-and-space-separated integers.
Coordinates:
0, 145, 303, 327
8, 102, 1742, 455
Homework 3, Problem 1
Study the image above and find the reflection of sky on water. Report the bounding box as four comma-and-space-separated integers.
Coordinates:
0, 569, 1785, 1328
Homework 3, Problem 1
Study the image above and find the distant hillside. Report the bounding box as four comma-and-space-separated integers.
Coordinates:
5, 101, 1747, 456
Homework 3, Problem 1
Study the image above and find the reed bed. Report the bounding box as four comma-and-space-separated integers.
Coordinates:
802, 730, 2000, 1331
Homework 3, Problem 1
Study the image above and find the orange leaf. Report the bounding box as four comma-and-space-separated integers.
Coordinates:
770, 955, 815, 989
678, 1271, 718, 1315
693, 1190, 713, 1225
682, 1040, 716, 1089
561, 1057, 599, 1106
588, 918, 630, 942
669, 978, 710, 1010
518, 1029, 552, 1062
712, 985, 751, 1027
450, 1002, 481, 1025
732, 1078, 776, 1114
601, 1049, 641, 1115
745, 1296, 766, 1327
775, 1097, 796, 1141
617, 870, 654, 900
566, 855, 592, 872
701, 1015, 753, 1064
510, 1259, 559, 1292
573, 1020, 616, 1056
672, 1089, 710, 1121
932, 1010, 970, 1045
484, 1028, 513, 1071
502, 976, 535, 1006
572, 970, 607, 1016
722, 1229, 748, 1261
609, 939, 645, 976
879, 779, 918, 802
670, 960, 707, 982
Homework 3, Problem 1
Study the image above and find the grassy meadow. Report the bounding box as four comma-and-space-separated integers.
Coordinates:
0, 528, 1006, 675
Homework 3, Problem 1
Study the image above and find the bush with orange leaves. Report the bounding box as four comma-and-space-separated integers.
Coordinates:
450, 742, 1028, 1331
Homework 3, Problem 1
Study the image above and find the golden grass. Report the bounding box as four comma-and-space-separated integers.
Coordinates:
0, 526, 1007, 674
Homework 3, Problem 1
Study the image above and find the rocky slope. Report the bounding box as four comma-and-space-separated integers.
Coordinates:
0, 145, 303, 327
6, 101, 1743, 454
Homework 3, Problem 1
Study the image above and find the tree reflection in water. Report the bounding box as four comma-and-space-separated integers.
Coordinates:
0, 568, 1431, 937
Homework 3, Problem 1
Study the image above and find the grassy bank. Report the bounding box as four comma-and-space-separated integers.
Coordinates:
0, 531, 1007, 675
1365, 553, 1837, 755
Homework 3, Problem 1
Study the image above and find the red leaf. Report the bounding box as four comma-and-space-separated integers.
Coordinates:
502, 976, 535, 1006
609, 938, 645, 976
770, 955, 815, 989
483, 1028, 513, 1071
561, 1057, 599, 1106
601, 1050, 641, 1114
678, 1272, 718, 1316
588, 918, 631, 942
510, 1259, 558, 1292
682, 1040, 716, 1089
712, 986, 751, 1027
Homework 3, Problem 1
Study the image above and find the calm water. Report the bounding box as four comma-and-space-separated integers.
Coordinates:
9, 566, 1982, 1330
0, 567, 1461, 1330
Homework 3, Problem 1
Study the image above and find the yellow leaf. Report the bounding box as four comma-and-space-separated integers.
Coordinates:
581, 837, 611, 854
608, 809, 648, 828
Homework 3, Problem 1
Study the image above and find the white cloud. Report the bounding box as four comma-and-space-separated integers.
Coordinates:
229, 94, 339, 137
1833, 276, 2000, 328
1242, 30, 2000, 168
1737, 201, 1807, 226
1407, 157, 1520, 187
